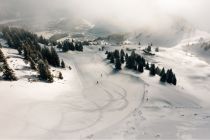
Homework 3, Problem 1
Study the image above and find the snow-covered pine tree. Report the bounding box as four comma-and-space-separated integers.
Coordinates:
61, 60, 65, 68
2, 62, 17, 81
37, 60, 53, 83
50, 47, 60, 67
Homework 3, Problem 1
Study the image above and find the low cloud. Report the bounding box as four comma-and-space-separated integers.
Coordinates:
0, 0, 210, 32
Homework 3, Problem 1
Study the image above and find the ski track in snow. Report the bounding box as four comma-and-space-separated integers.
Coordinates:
1, 49, 143, 140
1, 38, 210, 139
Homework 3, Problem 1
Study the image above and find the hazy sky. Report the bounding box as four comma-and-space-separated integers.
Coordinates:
0, 0, 210, 32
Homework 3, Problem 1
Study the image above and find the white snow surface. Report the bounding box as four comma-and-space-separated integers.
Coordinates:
1, 32, 210, 140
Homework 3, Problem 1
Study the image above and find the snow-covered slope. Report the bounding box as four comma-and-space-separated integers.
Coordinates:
92, 43, 210, 139
0, 46, 145, 139
1, 29, 210, 139
180, 30, 210, 63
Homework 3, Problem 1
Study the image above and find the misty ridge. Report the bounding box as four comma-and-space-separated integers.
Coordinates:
1, 0, 210, 48
1, 0, 210, 33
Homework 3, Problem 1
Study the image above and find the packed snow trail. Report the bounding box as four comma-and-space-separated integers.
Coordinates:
56, 50, 145, 139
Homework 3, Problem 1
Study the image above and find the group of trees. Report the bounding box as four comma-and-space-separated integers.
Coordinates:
106, 49, 126, 70
1, 26, 65, 82
106, 49, 177, 85
41, 47, 60, 67
125, 51, 146, 73
38, 35, 57, 46
37, 60, 53, 82
57, 40, 83, 52
0, 48, 17, 81
160, 68, 177, 85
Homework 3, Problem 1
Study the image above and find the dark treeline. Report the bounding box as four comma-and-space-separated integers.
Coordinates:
57, 40, 84, 52
106, 49, 177, 85
0, 26, 65, 82
0, 48, 17, 81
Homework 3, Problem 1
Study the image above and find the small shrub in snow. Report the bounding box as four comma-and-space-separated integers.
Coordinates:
155, 47, 159, 52
58, 72, 63, 80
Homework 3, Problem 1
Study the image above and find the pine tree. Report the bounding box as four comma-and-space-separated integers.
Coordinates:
155, 47, 159, 52
75, 42, 83, 51
107, 52, 111, 59
126, 52, 136, 69
121, 55, 125, 63
2, 62, 17, 81
155, 66, 161, 76
131, 50, 136, 58
41, 47, 51, 64
120, 49, 125, 57
125, 53, 128, 61
110, 54, 115, 63
23, 46, 30, 60
69, 42, 75, 51
29, 57, 36, 70
160, 73, 167, 83
62, 41, 69, 52
114, 50, 120, 58
172, 74, 177, 85
0, 48, 5, 62
135, 55, 141, 63
138, 62, 144, 73
146, 45, 151, 52
115, 58, 122, 70
141, 57, 146, 66
58, 72, 63, 79
160, 68, 165, 77
126, 56, 133, 69
166, 69, 173, 84
50, 47, 60, 67
145, 62, 150, 70
37, 60, 53, 83
61, 60, 65, 68
77, 42, 83, 51
150, 64, 156, 76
